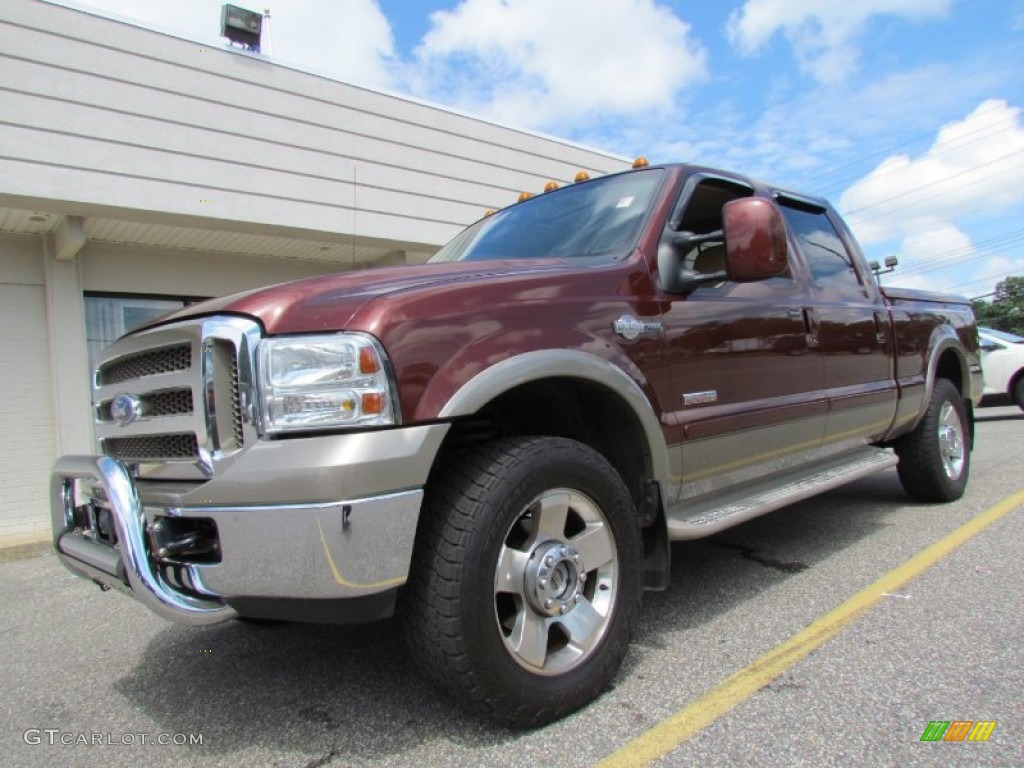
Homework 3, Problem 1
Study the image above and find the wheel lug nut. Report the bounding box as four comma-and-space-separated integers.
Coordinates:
579, 572, 586, 583
559, 604, 569, 615
544, 598, 554, 609
560, 546, 568, 557
544, 556, 554, 567
539, 579, 549, 589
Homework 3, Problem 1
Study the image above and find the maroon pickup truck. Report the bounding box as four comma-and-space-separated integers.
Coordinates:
51, 161, 982, 726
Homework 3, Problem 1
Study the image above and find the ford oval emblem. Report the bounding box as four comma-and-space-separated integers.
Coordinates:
110, 393, 142, 426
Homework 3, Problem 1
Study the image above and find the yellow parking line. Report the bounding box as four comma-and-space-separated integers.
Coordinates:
597, 488, 1024, 768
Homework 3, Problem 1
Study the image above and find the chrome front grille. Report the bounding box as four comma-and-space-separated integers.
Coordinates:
92, 317, 261, 480
98, 344, 191, 385
96, 388, 193, 422
103, 433, 200, 461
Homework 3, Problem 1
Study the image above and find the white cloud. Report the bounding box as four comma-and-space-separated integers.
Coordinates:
727, 0, 952, 84
839, 99, 1024, 244
409, 0, 707, 130
52, 0, 397, 89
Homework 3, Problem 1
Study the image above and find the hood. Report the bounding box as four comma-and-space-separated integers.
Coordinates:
149, 260, 571, 335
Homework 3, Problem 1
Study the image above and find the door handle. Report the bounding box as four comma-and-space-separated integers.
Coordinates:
803, 308, 820, 349
873, 310, 890, 346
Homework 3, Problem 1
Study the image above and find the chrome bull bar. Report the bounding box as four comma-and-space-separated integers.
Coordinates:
51, 455, 236, 626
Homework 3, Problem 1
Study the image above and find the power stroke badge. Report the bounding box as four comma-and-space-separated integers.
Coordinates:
613, 314, 662, 340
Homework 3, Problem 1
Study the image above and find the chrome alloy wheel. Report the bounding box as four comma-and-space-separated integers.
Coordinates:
938, 400, 966, 479
493, 488, 618, 676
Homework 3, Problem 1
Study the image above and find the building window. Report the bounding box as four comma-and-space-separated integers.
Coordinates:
83, 293, 206, 377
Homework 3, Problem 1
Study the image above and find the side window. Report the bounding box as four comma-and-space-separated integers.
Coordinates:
674, 178, 752, 278
779, 205, 865, 294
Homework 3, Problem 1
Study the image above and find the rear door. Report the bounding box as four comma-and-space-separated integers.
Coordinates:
775, 197, 898, 447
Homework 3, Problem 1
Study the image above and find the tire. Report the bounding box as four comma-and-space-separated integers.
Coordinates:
895, 378, 970, 502
1014, 376, 1024, 412
401, 436, 644, 728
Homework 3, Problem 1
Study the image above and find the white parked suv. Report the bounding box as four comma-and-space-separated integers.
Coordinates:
979, 327, 1024, 410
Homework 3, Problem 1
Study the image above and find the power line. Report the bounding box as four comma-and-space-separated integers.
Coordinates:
813, 112, 1023, 198
844, 150, 1024, 216
804, 96, 1024, 192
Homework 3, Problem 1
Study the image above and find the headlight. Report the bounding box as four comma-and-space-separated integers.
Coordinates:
257, 333, 398, 433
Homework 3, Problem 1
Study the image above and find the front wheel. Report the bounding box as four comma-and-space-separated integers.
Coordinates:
402, 437, 644, 727
895, 378, 970, 502
1014, 376, 1024, 411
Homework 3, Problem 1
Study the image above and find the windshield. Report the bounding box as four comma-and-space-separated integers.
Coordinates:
981, 327, 1024, 344
429, 169, 664, 264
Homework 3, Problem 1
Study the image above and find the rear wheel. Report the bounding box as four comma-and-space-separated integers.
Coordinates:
895, 378, 970, 502
402, 436, 643, 727
1014, 376, 1024, 411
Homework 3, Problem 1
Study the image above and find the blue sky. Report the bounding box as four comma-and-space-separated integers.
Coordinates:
52, 0, 1024, 299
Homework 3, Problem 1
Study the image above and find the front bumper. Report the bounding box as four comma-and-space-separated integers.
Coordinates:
51, 425, 448, 626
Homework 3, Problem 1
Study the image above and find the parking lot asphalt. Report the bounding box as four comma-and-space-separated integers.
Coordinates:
1, 405, 1021, 767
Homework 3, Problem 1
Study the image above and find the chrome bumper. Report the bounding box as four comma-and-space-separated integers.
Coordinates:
51, 452, 427, 626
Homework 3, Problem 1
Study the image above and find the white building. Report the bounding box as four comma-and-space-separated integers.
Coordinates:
0, 0, 629, 538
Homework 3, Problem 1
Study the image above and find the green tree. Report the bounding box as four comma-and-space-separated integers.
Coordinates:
972, 276, 1024, 335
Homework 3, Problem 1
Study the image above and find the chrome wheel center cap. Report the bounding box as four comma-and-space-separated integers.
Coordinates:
525, 541, 585, 617
941, 426, 962, 458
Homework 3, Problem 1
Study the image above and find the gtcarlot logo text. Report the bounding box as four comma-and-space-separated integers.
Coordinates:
23, 729, 204, 747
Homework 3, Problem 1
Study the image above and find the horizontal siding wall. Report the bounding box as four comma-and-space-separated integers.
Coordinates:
0, 0, 629, 248
80, 242, 342, 298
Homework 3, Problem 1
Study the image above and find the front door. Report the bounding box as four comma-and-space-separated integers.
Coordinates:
657, 177, 827, 502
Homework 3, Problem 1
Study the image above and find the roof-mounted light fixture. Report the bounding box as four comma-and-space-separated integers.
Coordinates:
221, 4, 263, 52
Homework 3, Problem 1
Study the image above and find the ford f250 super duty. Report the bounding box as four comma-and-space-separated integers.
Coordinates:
51, 161, 982, 726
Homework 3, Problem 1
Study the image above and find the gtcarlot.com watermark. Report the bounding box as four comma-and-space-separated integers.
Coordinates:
24, 729, 203, 747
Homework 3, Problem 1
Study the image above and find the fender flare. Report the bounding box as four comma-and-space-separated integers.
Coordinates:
438, 349, 670, 490
907, 327, 974, 434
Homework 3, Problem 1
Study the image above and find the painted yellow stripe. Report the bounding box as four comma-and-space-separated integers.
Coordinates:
597, 488, 1024, 768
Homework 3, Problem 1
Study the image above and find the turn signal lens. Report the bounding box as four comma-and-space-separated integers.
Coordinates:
359, 345, 380, 374
361, 392, 384, 415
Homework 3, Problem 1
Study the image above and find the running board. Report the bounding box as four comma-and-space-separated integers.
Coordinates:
666, 447, 898, 540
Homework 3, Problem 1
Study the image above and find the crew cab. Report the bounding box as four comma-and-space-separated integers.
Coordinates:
51, 161, 982, 726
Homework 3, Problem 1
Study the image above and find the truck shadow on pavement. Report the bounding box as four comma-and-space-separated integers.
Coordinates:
115, 616, 516, 762
632, 470, 911, 646
114, 471, 914, 761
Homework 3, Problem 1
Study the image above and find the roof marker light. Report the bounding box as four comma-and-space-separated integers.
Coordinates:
574, 171, 591, 183
518, 191, 534, 202
633, 156, 649, 169
544, 181, 559, 192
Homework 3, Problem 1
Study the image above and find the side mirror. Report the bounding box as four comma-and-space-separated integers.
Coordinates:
723, 197, 788, 281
